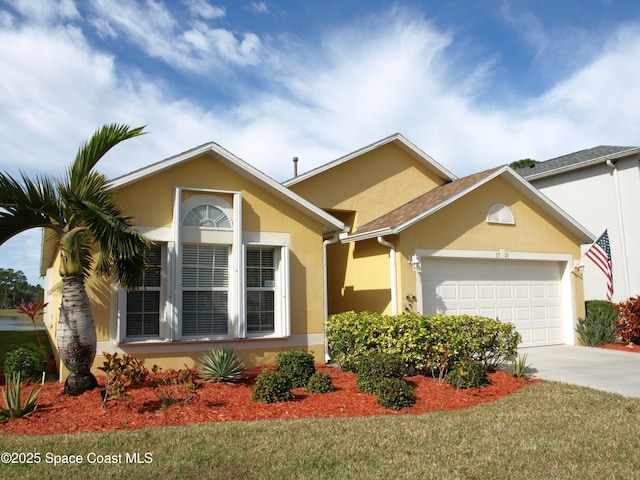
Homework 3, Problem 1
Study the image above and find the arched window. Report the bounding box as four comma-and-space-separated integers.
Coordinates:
183, 204, 231, 229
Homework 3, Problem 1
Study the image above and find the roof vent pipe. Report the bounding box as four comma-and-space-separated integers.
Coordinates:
293, 156, 299, 177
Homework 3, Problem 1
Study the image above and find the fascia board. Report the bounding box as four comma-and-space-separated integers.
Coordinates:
341, 227, 394, 243
109, 143, 345, 233
369, 166, 595, 244
524, 147, 640, 181
108, 142, 217, 188
501, 168, 596, 243
283, 133, 457, 187
393, 167, 506, 233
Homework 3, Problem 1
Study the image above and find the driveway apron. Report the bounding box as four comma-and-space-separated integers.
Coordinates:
520, 345, 640, 398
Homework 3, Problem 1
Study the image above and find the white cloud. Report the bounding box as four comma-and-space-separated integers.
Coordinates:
89, 0, 263, 73
185, 0, 225, 20
249, 2, 268, 14
4, 0, 79, 24
2, 4, 640, 283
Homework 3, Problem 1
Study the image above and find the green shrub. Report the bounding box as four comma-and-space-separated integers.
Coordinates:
0, 373, 41, 421
615, 296, 640, 344
276, 350, 316, 388
149, 366, 202, 409
446, 358, 489, 389
576, 305, 617, 346
326, 311, 520, 374
3, 344, 46, 381
586, 300, 617, 318
305, 371, 334, 394
197, 347, 246, 382
356, 351, 405, 394
251, 369, 294, 403
98, 352, 149, 403
376, 377, 416, 410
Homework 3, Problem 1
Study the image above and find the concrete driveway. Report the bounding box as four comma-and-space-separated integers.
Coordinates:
520, 345, 640, 398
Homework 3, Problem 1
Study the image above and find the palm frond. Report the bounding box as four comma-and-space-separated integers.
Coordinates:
68, 124, 146, 190
61, 170, 151, 283
0, 171, 64, 244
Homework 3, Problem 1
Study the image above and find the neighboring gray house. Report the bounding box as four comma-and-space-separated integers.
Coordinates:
518, 146, 640, 302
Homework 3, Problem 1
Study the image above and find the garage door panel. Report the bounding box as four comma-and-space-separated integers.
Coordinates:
439, 285, 457, 301
514, 307, 531, 321
496, 307, 513, 321
422, 259, 564, 347
513, 285, 530, 299
496, 285, 512, 299
459, 285, 477, 300
479, 285, 495, 300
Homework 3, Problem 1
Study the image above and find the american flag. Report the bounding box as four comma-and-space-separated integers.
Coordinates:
586, 229, 613, 300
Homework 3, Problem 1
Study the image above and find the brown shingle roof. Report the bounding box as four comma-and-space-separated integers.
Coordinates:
353, 166, 503, 236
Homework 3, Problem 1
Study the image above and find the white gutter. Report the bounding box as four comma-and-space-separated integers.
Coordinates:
606, 160, 631, 298
377, 236, 398, 315
322, 234, 340, 362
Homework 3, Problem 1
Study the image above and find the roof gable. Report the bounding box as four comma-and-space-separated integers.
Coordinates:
109, 142, 345, 233
346, 165, 594, 243
518, 145, 640, 180
284, 133, 457, 187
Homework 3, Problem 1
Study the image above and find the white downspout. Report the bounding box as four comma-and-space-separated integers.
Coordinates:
323, 234, 340, 362
606, 160, 631, 298
377, 236, 398, 315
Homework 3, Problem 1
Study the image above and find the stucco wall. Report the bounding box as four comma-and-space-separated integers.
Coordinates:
289, 143, 447, 228
329, 176, 585, 319
530, 157, 640, 301
46, 151, 330, 381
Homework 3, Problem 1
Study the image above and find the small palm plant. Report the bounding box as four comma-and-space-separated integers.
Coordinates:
197, 347, 246, 382
0, 373, 42, 421
16, 301, 48, 347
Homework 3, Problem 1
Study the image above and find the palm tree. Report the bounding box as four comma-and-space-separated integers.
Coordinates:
0, 124, 151, 395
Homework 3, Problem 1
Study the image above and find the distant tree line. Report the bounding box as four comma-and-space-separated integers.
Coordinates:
0, 268, 44, 309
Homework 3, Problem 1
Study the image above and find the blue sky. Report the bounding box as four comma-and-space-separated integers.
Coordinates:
1, 0, 640, 286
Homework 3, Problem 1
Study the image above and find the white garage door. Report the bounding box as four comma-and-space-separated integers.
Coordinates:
420, 258, 564, 347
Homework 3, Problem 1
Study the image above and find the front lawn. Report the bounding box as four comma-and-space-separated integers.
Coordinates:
0, 381, 638, 479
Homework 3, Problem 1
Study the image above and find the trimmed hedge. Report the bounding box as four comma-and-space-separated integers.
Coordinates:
326, 311, 520, 374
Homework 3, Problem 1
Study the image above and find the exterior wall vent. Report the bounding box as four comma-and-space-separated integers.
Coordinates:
487, 204, 515, 225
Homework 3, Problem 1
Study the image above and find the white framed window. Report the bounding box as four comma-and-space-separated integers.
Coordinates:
243, 241, 290, 338
116, 190, 292, 344
246, 247, 276, 334
181, 244, 230, 338
122, 242, 165, 341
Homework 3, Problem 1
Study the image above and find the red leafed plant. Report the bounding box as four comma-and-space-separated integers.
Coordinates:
15, 301, 48, 347
615, 296, 640, 344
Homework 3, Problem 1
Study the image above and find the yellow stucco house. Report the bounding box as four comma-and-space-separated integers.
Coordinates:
285, 133, 594, 348
41, 142, 345, 379
42, 133, 594, 381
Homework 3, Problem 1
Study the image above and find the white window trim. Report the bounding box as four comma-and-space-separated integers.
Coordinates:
116, 242, 168, 343
242, 232, 291, 339
112, 190, 293, 345
172, 188, 243, 342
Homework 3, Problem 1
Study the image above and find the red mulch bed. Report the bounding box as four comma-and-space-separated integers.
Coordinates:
0, 366, 534, 435
602, 342, 640, 353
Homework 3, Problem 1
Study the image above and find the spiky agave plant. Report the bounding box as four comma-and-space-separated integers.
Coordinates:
0, 373, 42, 421
197, 347, 246, 382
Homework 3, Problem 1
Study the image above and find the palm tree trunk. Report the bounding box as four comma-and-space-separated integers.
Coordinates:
57, 275, 98, 395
